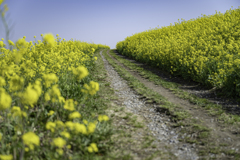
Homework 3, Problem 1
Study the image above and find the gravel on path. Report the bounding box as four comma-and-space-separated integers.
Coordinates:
100, 50, 199, 160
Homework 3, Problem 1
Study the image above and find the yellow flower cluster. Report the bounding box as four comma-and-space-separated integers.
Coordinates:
11, 106, 27, 118
47, 110, 55, 116
0, 77, 5, 87
68, 111, 81, 119
43, 33, 56, 48
98, 115, 109, 122
52, 137, 66, 148
87, 122, 96, 134
45, 119, 98, 136
1, 2, 8, 17
64, 99, 75, 111
87, 143, 98, 153
22, 132, 40, 151
46, 121, 56, 132
81, 81, 99, 96
43, 73, 58, 88
52, 137, 66, 155
0, 155, 13, 160
60, 131, 71, 139
0, 0, 111, 157
0, 29, 109, 157
0, 88, 11, 110
44, 84, 65, 103
72, 66, 89, 80
15, 38, 28, 50
8, 75, 24, 92
74, 122, 88, 134
17, 80, 42, 107
117, 7, 240, 96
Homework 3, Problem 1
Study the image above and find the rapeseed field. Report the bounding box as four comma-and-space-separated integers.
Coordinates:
0, 1, 111, 159
117, 7, 240, 98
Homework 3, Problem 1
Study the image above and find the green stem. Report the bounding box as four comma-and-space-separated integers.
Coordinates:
0, 10, 10, 51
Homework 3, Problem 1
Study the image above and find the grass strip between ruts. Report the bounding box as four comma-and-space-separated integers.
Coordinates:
108, 49, 240, 126
103, 49, 240, 158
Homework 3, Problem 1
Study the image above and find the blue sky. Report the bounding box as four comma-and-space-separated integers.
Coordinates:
0, 0, 239, 49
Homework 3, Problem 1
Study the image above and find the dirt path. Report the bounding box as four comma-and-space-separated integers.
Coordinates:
101, 49, 240, 159
100, 50, 199, 160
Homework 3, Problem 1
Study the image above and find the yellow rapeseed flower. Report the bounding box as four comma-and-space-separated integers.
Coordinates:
68, 111, 81, 119
47, 110, 55, 116
0, 41, 4, 47
72, 66, 89, 80
39, 66, 45, 72
43, 73, 58, 88
0, 89, 12, 110
60, 131, 71, 139
0, 77, 6, 87
55, 120, 65, 129
65, 121, 75, 131
18, 84, 40, 108
0, 154, 13, 160
81, 81, 99, 96
87, 122, 96, 134
44, 92, 51, 102
64, 99, 75, 111
16, 38, 27, 50
25, 147, 29, 152
83, 119, 88, 125
59, 96, 65, 104
98, 115, 109, 122
0, 0, 4, 6
32, 80, 42, 96
74, 123, 87, 134
46, 121, 56, 132
87, 143, 98, 153
48, 84, 61, 102
43, 33, 55, 47
52, 137, 66, 148
22, 132, 40, 150
11, 106, 27, 118
8, 75, 24, 91
8, 40, 14, 46
103, 115, 109, 121
88, 147, 93, 153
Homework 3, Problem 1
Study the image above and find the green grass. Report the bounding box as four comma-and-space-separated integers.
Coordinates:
108, 49, 240, 126
103, 49, 240, 158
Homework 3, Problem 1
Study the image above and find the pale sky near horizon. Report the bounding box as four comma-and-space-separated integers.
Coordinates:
0, 0, 239, 49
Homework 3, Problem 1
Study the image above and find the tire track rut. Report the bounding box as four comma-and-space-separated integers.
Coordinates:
100, 50, 199, 160
105, 49, 240, 159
